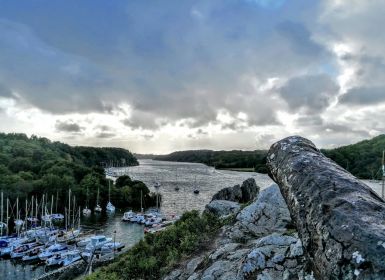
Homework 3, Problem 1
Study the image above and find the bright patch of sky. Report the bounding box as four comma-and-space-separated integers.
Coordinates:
0, 0, 384, 153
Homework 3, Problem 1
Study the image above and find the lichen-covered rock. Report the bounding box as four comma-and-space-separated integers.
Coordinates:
211, 178, 259, 203
205, 200, 241, 217
267, 135, 385, 279
240, 178, 259, 203
229, 184, 291, 241
164, 184, 307, 280
212, 184, 243, 202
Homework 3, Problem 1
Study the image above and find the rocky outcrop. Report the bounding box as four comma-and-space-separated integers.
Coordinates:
164, 184, 311, 280
205, 200, 241, 217
228, 184, 292, 241
211, 178, 260, 203
267, 136, 385, 279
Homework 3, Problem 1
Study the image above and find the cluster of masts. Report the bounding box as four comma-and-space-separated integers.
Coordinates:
82, 181, 115, 216
0, 191, 83, 237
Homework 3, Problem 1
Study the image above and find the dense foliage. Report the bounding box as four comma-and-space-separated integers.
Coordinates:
155, 149, 268, 173
85, 210, 222, 280
322, 134, 385, 179
0, 133, 142, 215
154, 135, 385, 179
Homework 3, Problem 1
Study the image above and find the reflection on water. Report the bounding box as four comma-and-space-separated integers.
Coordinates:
118, 159, 275, 216
2, 159, 271, 280
4, 159, 379, 280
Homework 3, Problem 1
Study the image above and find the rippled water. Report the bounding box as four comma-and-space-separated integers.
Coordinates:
1, 159, 271, 280
119, 159, 274, 216
2, 159, 382, 280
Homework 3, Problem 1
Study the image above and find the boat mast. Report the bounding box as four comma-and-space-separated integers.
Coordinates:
16, 197, 19, 236
6, 198, 9, 236
381, 150, 385, 199
51, 195, 53, 216
1, 192, 3, 236
25, 198, 28, 231
140, 190, 143, 213
72, 195, 75, 229
97, 188, 99, 206
108, 180, 111, 203
68, 189, 71, 230
55, 190, 58, 213
35, 196, 38, 225
31, 195, 34, 222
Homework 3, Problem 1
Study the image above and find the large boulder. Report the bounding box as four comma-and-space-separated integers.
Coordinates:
211, 178, 259, 203
240, 178, 259, 203
205, 200, 241, 217
267, 136, 385, 279
212, 184, 243, 202
229, 184, 291, 241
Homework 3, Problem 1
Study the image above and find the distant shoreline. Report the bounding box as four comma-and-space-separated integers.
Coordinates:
217, 167, 255, 172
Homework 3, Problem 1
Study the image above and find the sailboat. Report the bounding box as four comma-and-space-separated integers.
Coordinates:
174, 168, 180, 191
14, 197, 24, 231
193, 175, 200, 194
94, 187, 102, 213
83, 186, 91, 216
106, 180, 115, 213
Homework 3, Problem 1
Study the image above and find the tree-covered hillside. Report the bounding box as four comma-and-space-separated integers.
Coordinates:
153, 135, 385, 179
0, 133, 139, 212
154, 150, 268, 173
321, 134, 385, 179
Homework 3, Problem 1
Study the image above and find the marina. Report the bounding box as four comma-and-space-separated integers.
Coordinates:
0, 159, 382, 280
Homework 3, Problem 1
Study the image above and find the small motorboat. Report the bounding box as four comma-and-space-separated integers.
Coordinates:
82, 207, 91, 216
85, 235, 112, 251
193, 189, 200, 194
60, 250, 81, 266
106, 201, 115, 213
122, 211, 135, 222
38, 243, 68, 260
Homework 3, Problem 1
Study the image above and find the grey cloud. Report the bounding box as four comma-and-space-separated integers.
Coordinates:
55, 120, 83, 132
96, 132, 115, 139
278, 74, 340, 113
339, 86, 385, 106
0, 83, 12, 97
0, 1, 329, 131
276, 20, 325, 57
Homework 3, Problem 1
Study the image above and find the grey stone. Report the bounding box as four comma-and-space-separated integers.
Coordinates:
240, 178, 259, 202
267, 135, 385, 279
229, 185, 291, 241
211, 178, 259, 203
205, 200, 241, 217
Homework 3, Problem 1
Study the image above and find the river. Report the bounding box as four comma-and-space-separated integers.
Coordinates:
0, 159, 382, 280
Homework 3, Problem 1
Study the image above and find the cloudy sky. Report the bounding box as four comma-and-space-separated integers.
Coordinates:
0, 0, 384, 153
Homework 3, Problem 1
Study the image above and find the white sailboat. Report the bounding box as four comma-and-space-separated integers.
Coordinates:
83, 186, 91, 216
94, 187, 102, 213
106, 181, 115, 213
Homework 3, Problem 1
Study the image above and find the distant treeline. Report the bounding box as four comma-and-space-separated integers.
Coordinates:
0, 133, 145, 214
153, 135, 385, 179
155, 150, 268, 173
321, 134, 385, 179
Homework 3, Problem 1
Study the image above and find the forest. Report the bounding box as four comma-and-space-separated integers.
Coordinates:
154, 135, 385, 179
154, 150, 268, 173
0, 133, 156, 217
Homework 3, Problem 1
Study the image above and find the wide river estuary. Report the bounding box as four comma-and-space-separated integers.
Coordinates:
0, 159, 382, 280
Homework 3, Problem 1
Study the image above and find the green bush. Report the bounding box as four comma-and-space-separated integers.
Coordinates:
85, 211, 221, 280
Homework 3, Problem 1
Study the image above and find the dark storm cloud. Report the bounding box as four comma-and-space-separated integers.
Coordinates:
339, 86, 385, 105
55, 120, 83, 132
0, 0, 330, 130
278, 74, 340, 113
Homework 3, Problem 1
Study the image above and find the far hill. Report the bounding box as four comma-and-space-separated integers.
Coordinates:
154, 135, 385, 179
154, 149, 268, 173
321, 134, 385, 179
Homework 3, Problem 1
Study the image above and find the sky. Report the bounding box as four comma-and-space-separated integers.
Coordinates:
0, 0, 384, 154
